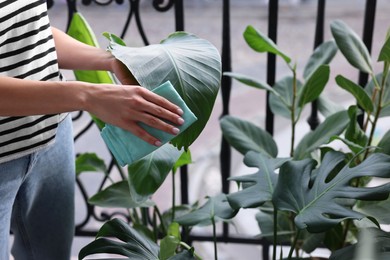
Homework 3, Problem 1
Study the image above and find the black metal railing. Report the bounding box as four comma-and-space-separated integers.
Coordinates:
47, 0, 378, 259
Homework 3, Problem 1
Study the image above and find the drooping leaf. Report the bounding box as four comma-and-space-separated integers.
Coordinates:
128, 144, 183, 204
243, 25, 291, 64
88, 180, 154, 208
227, 152, 289, 209
303, 40, 338, 79
331, 20, 373, 74
223, 72, 278, 96
75, 153, 107, 176
106, 32, 222, 150
294, 110, 349, 160
78, 218, 159, 260
269, 76, 303, 119
273, 151, 390, 233
175, 194, 238, 227
220, 115, 278, 157
298, 65, 330, 107
335, 75, 374, 113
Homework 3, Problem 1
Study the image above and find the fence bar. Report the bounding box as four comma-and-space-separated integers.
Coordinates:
220, 0, 233, 242
307, 0, 326, 130
266, 0, 279, 135
358, 0, 377, 126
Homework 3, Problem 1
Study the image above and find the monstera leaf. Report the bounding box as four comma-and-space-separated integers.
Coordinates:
227, 152, 289, 209
105, 32, 222, 150
273, 151, 390, 233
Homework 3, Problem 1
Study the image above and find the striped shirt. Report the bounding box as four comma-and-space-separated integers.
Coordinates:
0, 0, 62, 163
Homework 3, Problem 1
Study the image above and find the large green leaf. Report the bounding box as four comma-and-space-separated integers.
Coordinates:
243, 25, 291, 64
227, 152, 289, 209
175, 194, 238, 226
273, 151, 390, 233
298, 65, 330, 107
303, 40, 338, 79
294, 110, 349, 160
330, 20, 373, 74
88, 180, 154, 208
128, 144, 183, 203
335, 75, 374, 113
79, 218, 160, 260
106, 32, 222, 150
220, 115, 278, 157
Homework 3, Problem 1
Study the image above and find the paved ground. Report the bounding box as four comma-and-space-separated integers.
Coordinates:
41, 0, 390, 259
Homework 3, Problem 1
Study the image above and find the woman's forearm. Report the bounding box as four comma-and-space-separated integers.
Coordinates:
51, 27, 114, 72
0, 76, 88, 116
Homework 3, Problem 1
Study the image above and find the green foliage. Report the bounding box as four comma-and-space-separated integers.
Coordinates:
106, 31, 222, 150
78, 219, 198, 260
73, 10, 390, 260
222, 19, 390, 260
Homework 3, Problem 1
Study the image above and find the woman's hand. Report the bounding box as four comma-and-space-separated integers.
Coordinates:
84, 83, 184, 146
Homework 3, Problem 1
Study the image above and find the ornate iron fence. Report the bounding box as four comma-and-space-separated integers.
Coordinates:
47, 0, 379, 259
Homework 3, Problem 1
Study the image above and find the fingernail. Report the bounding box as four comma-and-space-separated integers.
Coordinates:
177, 117, 184, 125
172, 127, 180, 135
155, 140, 162, 146
177, 108, 184, 115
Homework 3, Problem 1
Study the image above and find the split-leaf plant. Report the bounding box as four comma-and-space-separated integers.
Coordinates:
215, 20, 390, 259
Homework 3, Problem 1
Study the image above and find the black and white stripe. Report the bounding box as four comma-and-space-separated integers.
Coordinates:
0, 0, 62, 163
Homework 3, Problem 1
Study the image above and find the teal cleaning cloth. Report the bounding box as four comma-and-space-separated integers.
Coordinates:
101, 81, 197, 167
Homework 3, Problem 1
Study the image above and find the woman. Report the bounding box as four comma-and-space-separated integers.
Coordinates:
0, 1, 184, 259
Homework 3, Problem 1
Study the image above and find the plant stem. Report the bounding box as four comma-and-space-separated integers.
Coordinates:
172, 172, 176, 222
273, 207, 277, 260
287, 229, 301, 260
179, 241, 203, 260
290, 69, 298, 157
154, 206, 167, 235
212, 217, 218, 260
364, 64, 389, 159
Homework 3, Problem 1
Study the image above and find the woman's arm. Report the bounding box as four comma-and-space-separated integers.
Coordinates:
51, 27, 136, 85
0, 28, 184, 146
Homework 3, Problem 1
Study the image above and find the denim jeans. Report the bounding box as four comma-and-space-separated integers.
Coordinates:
0, 115, 75, 260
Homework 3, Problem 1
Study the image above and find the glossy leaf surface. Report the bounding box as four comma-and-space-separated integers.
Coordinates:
106, 32, 222, 150
273, 151, 390, 233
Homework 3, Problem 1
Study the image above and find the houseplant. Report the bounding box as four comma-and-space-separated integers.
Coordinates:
75, 13, 390, 260
214, 20, 390, 259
